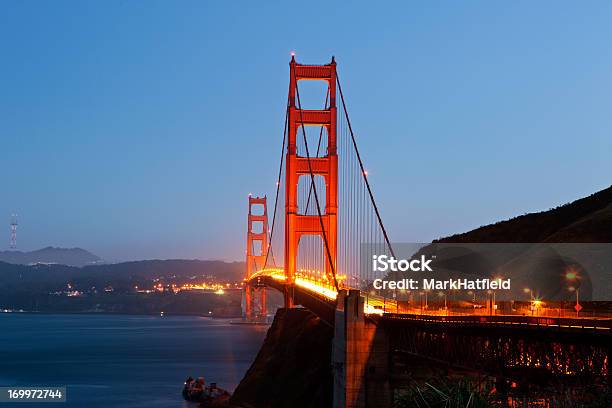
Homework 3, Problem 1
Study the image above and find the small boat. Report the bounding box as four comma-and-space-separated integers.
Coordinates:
182, 377, 231, 405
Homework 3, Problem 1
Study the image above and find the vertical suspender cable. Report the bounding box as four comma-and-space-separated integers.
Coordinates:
336, 73, 396, 259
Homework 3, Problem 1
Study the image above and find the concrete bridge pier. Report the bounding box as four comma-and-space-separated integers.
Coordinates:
333, 290, 391, 408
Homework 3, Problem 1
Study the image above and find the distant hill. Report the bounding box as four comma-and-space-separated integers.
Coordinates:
435, 185, 612, 243
0, 247, 102, 267
0, 259, 245, 315
0, 259, 244, 291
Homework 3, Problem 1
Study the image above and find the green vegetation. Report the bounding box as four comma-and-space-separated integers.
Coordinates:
394, 380, 492, 408
393, 381, 612, 408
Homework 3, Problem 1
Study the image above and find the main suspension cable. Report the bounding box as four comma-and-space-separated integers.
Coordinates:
263, 95, 290, 269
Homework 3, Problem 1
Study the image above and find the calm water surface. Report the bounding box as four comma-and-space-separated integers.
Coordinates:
0, 314, 267, 407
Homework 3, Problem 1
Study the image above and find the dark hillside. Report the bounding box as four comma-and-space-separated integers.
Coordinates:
405, 186, 612, 301
231, 308, 333, 408
436, 185, 612, 243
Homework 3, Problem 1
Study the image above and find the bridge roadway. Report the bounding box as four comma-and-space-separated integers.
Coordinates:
251, 270, 612, 333
251, 272, 611, 406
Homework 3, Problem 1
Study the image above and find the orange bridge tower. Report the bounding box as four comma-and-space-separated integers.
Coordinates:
245, 195, 268, 321
284, 56, 338, 307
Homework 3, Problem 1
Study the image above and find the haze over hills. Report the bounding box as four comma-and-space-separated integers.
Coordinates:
0, 246, 102, 267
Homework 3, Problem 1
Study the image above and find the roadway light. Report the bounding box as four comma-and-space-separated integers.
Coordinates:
438, 291, 448, 313
530, 298, 543, 316
565, 271, 577, 281
567, 285, 582, 317
486, 289, 496, 316
564, 266, 579, 283
564, 268, 582, 317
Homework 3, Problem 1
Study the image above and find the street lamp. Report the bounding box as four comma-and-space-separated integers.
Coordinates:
564, 268, 581, 317
419, 292, 424, 314
532, 299, 542, 316
523, 287, 534, 314
487, 289, 496, 316
568, 286, 581, 317
438, 291, 447, 314
491, 275, 504, 315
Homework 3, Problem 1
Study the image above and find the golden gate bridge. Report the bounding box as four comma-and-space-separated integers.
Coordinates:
245, 55, 397, 316
242, 56, 611, 407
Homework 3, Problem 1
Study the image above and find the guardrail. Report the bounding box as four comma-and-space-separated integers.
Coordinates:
381, 313, 612, 332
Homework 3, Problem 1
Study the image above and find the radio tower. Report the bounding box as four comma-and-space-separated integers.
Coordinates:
9, 214, 17, 249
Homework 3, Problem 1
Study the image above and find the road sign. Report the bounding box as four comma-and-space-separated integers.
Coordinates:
574, 303, 583, 312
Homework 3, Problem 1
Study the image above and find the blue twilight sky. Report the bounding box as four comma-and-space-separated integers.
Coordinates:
1, 1, 610, 262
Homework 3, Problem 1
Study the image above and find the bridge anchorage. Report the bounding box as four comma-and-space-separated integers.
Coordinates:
245, 57, 611, 407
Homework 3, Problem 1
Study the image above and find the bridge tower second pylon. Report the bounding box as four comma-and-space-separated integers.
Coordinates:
245, 195, 268, 321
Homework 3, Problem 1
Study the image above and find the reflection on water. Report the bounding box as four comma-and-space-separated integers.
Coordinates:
0, 314, 267, 407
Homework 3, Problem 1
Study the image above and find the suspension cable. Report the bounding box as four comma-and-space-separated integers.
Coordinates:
263, 95, 290, 269
336, 73, 396, 258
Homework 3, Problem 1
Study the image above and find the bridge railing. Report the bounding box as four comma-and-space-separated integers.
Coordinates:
380, 312, 612, 331
248, 270, 612, 327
